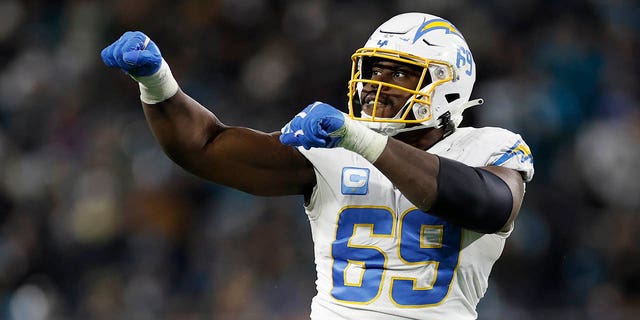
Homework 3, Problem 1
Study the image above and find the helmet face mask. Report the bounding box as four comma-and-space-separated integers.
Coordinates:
347, 13, 478, 136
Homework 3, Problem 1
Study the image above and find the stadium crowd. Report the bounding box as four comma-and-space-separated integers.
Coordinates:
0, 0, 638, 319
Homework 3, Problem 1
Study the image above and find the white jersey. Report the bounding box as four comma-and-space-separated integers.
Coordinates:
298, 127, 534, 320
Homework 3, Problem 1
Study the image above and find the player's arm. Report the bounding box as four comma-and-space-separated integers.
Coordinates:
142, 90, 315, 195
280, 102, 524, 234
374, 138, 524, 233
102, 31, 314, 196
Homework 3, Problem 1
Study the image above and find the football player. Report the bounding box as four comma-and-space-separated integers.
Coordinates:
102, 12, 534, 320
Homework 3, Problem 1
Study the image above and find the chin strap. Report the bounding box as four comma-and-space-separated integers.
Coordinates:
357, 98, 485, 137
378, 123, 428, 136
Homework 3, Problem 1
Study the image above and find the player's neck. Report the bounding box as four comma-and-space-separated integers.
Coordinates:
394, 127, 444, 151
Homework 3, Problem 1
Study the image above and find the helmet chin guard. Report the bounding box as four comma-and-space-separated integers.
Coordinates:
347, 13, 480, 136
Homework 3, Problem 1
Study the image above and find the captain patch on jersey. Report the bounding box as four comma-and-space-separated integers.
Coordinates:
341, 167, 370, 195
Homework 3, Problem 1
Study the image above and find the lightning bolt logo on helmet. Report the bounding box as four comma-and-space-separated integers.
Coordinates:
413, 18, 464, 43
348, 13, 481, 137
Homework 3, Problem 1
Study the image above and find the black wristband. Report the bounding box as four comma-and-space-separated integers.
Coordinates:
429, 156, 513, 234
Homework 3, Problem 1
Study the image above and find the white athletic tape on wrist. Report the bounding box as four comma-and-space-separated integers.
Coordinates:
335, 115, 388, 163
132, 59, 179, 104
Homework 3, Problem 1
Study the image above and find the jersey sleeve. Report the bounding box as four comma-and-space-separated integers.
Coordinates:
487, 130, 534, 182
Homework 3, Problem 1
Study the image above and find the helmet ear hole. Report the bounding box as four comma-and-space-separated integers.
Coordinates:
445, 93, 460, 103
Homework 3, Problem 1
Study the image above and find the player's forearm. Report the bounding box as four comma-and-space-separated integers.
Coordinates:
375, 138, 516, 234
374, 138, 440, 210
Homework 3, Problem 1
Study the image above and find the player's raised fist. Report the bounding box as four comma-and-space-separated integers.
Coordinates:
101, 31, 162, 77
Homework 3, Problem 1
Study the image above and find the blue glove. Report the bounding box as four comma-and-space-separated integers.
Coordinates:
101, 31, 162, 77
280, 102, 346, 149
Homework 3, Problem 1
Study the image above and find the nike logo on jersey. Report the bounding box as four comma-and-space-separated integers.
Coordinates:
341, 167, 370, 195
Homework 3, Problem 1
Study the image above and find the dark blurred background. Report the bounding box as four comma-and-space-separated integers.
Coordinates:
0, 0, 638, 319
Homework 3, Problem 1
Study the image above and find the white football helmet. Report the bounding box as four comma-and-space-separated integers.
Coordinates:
348, 12, 483, 136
